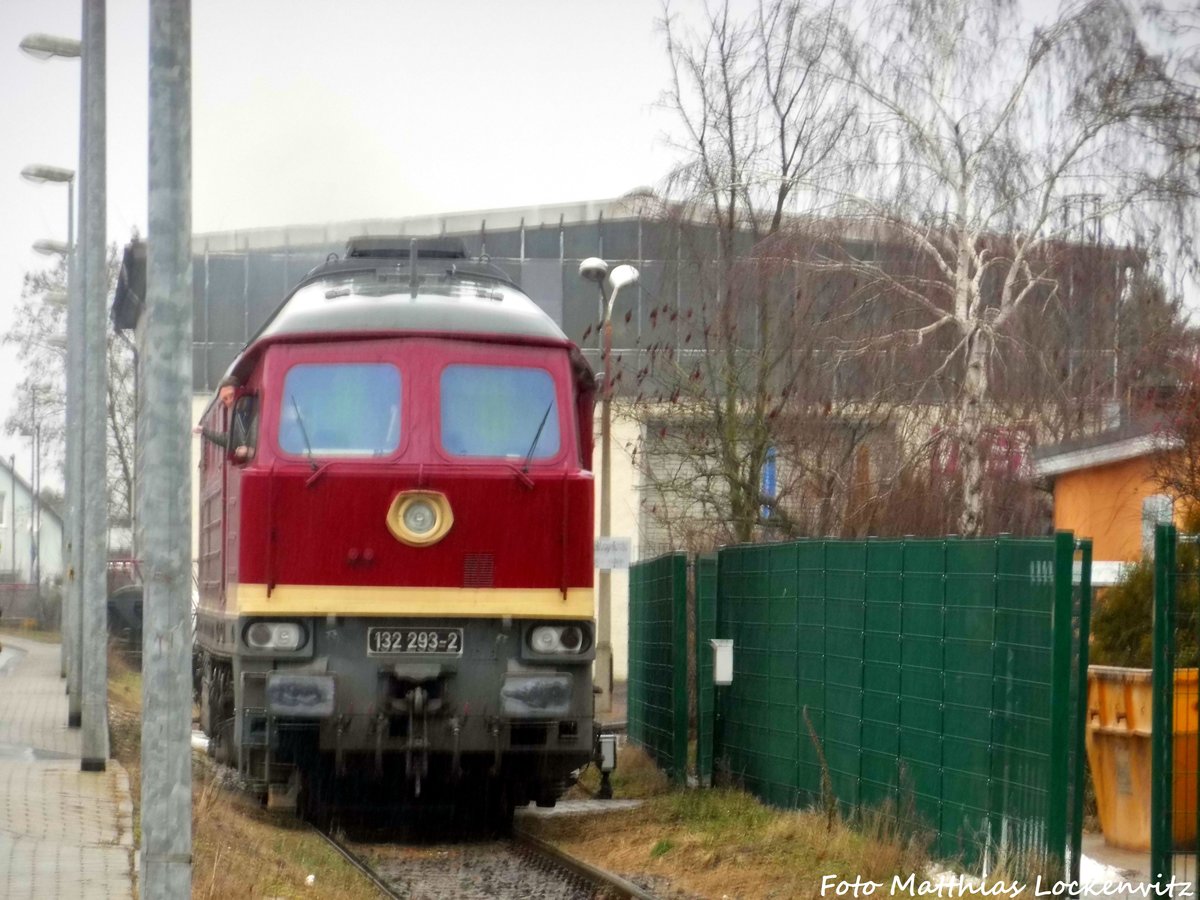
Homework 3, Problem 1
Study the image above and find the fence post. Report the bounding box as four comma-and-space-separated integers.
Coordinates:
672, 552, 689, 783
1070, 539, 1092, 891
627, 558, 644, 751
1045, 531, 1075, 874
1151, 523, 1177, 891
696, 554, 717, 786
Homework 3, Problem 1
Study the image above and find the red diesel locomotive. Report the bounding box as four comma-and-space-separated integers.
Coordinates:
194, 238, 597, 823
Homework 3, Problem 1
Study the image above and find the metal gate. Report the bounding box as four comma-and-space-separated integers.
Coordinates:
1151, 523, 1200, 892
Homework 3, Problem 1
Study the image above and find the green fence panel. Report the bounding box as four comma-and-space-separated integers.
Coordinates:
712, 543, 801, 807
628, 551, 689, 782
697, 554, 717, 786
708, 533, 1084, 875
862, 540, 904, 813
990, 536, 1061, 870
1069, 538, 1092, 889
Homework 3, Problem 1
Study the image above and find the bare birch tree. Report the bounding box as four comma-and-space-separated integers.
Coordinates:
825, 0, 1199, 535
4, 248, 136, 538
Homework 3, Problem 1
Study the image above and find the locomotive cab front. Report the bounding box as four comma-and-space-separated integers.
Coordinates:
194, 241, 598, 822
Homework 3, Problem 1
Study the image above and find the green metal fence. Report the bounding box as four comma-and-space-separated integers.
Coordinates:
707, 533, 1086, 873
1151, 523, 1199, 893
626, 535, 1089, 874
627, 551, 689, 782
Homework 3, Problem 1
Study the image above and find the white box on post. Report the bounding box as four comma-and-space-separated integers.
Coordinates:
710, 639, 733, 685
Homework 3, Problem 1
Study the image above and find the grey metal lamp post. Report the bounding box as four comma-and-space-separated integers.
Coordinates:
17, 407, 40, 614
20, 2, 106, 770
29, 195, 73, 679
19, 33, 84, 718
579, 258, 639, 714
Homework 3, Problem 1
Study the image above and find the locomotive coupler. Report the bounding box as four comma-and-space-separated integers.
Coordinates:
404, 686, 431, 798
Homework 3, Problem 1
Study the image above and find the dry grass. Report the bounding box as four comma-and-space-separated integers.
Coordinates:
574, 742, 671, 799
0, 626, 62, 644
529, 746, 933, 900
106, 648, 379, 899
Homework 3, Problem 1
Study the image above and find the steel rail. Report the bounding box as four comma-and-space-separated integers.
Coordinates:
512, 825, 659, 900
313, 814, 658, 899
312, 825, 405, 900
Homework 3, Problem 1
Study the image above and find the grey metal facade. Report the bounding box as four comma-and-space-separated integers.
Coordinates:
186, 198, 672, 394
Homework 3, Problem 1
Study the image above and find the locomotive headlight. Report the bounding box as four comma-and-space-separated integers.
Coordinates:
528, 624, 589, 655
403, 499, 436, 535
245, 621, 305, 651
530, 626, 561, 653
387, 491, 454, 547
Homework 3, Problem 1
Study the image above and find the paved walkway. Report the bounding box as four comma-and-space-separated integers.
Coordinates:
0, 634, 135, 899
597, 679, 627, 728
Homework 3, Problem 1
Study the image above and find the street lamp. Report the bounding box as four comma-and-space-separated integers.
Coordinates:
33, 239, 70, 257
24, 168, 75, 263
579, 257, 639, 714
20, 28, 84, 721
18, 34, 81, 60
22, 164, 75, 185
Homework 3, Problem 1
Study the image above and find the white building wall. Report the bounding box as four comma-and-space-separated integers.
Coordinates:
0, 462, 65, 587
594, 413, 642, 683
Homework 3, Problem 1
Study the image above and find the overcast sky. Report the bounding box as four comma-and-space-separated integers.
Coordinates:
1, 0, 697, 481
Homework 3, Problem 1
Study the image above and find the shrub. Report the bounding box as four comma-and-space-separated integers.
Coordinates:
1091, 516, 1200, 668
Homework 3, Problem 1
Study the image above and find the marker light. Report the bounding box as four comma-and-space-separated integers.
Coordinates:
245, 621, 305, 651
528, 624, 589, 655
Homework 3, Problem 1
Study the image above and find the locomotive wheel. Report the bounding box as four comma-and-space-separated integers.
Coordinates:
205, 663, 235, 766
299, 757, 333, 829
210, 717, 234, 766
484, 779, 515, 836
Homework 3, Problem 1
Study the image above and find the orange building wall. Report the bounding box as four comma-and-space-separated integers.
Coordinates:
1052, 455, 1169, 562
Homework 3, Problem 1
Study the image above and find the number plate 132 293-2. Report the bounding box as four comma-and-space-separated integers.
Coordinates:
367, 627, 462, 656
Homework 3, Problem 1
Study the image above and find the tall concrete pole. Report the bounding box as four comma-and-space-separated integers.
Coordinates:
141, 0, 193, 894
79, 0, 108, 772
61, 176, 76, 686
69, 63, 87, 727
28, 395, 36, 601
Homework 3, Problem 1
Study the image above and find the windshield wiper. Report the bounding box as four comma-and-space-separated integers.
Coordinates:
290, 394, 318, 472
522, 403, 553, 474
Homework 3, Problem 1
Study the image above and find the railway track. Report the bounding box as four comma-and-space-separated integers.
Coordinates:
313, 821, 659, 899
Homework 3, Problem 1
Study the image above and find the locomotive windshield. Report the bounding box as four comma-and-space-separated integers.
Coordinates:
279, 363, 401, 456
440, 365, 560, 459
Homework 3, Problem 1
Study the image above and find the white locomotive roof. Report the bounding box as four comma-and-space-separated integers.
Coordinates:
256, 269, 568, 344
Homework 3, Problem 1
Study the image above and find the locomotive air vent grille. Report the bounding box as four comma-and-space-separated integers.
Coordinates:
463, 553, 495, 588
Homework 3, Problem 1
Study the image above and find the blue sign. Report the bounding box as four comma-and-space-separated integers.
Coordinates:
761, 446, 777, 520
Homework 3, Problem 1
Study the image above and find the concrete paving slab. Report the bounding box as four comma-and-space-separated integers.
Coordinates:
0, 634, 135, 899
